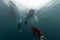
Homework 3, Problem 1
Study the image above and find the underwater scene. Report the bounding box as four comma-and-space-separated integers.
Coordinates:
0, 0, 60, 40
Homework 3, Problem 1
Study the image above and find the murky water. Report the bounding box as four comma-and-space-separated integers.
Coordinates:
0, 0, 60, 40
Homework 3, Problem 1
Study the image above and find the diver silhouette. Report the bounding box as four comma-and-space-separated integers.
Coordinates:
31, 26, 47, 40
24, 9, 35, 25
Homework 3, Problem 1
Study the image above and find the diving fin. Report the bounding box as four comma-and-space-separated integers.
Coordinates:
19, 30, 22, 32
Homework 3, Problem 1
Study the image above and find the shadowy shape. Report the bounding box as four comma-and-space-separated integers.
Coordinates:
24, 9, 35, 25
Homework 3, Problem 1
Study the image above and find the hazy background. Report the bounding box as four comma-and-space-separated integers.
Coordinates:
0, 0, 60, 40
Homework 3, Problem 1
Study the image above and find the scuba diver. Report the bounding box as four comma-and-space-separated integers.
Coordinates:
32, 26, 47, 40
24, 9, 35, 25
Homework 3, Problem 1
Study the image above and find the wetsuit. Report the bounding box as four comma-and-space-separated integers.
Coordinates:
32, 27, 43, 38
32, 27, 47, 40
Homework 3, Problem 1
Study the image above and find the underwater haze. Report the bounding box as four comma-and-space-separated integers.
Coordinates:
0, 0, 60, 40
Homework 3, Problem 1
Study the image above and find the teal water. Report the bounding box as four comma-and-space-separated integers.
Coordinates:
0, 0, 60, 40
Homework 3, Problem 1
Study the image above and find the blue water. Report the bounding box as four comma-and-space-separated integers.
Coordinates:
0, 0, 60, 40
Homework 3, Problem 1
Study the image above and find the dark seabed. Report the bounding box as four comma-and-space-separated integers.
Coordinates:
0, 0, 60, 40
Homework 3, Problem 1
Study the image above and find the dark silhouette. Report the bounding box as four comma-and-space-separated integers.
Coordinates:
17, 22, 22, 32
31, 26, 47, 40
24, 9, 35, 25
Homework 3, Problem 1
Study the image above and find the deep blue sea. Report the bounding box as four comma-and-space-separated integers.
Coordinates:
0, 0, 60, 40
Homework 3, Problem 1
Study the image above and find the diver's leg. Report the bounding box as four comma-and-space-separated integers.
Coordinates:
19, 26, 22, 32
19, 28, 22, 32
24, 20, 28, 25
41, 39, 43, 40
18, 23, 22, 32
40, 36, 47, 40
40, 36, 43, 40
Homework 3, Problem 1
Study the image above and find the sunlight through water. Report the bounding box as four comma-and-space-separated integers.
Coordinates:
11, 0, 51, 10
3, 0, 60, 12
